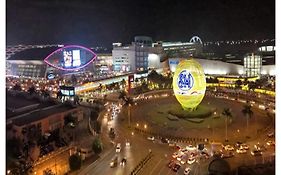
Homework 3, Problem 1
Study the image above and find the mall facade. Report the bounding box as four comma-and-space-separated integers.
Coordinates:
6, 36, 275, 79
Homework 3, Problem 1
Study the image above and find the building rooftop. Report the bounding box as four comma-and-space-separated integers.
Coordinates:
13, 104, 77, 126
6, 92, 58, 119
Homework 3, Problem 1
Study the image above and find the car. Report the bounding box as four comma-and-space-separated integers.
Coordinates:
172, 163, 181, 172
201, 151, 210, 159
125, 141, 131, 147
235, 141, 243, 148
187, 157, 196, 164
236, 148, 247, 154
169, 143, 176, 147
223, 145, 234, 151
177, 155, 184, 161
251, 150, 262, 156
147, 136, 155, 141
167, 160, 175, 168
221, 151, 234, 159
254, 144, 267, 152
172, 153, 179, 159
184, 167, 191, 175
240, 144, 249, 150
120, 158, 127, 166
267, 132, 274, 138
116, 143, 121, 153
161, 138, 169, 143
186, 145, 197, 151
266, 140, 275, 146
110, 157, 118, 168
180, 159, 186, 165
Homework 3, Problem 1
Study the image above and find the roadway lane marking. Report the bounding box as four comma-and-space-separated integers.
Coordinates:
149, 158, 163, 175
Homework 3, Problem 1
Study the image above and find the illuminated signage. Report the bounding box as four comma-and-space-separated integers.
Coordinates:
173, 59, 206, 111
44, 45, 97, 71
177, 70, 194, 92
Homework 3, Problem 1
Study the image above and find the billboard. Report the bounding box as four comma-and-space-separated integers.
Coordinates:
60, 86, 75, 96
172, 59, 206, 110
44, 45, 97, 71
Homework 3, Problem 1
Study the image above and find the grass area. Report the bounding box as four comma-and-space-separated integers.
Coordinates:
145, 102, 224, 129
168, 104, 212, 119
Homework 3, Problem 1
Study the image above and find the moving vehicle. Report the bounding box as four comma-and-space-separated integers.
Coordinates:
223, 145, 234, 151
147, 136, 155, 141
172, 163, 181, 172
116, 143, 121, 153
236, 148, 247, 154
184, 167, 191, 175
110, 156, 118, 168
120, 157, 127, 166
251, 150, 262, 156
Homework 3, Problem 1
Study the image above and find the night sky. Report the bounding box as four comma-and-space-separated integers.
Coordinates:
6, 0, 275, 47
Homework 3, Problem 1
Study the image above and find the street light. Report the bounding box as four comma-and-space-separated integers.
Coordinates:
7, 170, 10, 174
144, 124, 147, 129
136, 123, 139, 127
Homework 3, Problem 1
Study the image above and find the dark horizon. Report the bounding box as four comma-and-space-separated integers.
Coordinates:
6, 0, 275, 47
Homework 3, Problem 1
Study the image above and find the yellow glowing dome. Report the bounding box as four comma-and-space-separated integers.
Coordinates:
172, 59, 206, 110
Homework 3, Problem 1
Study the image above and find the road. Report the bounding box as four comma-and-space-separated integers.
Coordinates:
78, 91, 275, 175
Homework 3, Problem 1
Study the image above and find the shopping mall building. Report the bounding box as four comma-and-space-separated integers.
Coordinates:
6, 36, 275, 79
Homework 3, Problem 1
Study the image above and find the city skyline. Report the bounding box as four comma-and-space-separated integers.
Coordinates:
7, 0, 275, 47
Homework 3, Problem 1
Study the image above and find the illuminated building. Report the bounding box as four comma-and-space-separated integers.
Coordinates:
244, 53, 262, 77
112, 36, 153, 73
168, 58, 244, 75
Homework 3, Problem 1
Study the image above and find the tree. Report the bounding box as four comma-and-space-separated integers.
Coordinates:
69, 154, 82, 171
222, 108, 232, 142
235, 80, 243, 89
241, 104, 254, 138
92, 138, 102, 154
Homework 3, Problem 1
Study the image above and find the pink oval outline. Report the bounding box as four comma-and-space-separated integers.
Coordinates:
43, 45, 97, 71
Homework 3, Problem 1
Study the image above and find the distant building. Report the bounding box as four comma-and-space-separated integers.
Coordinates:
244, 53, 262, 77
168, 58, 244, 75
112, 36, 153, 73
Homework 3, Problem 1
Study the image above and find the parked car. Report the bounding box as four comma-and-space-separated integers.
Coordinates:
172, 163, 181, 172
267, 132, 274, 138
221, 151, 234, 159
236, 148, 247, 154
240, 143, 249, 150
251, 150, 262, 156
223, 145, 234, 151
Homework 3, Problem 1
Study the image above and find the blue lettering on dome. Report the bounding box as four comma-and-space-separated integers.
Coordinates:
177, 70, 194, 91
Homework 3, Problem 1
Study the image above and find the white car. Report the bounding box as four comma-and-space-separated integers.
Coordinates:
224, 145, 234, 151
116, 143, 121, 153
266, 140, 275, 146
187, 157, 196, 164
184, 167, 191, 175
240, 144, 249, 150
125, 140, 130, 147
236, 148, 247, 154
147, 136, 155, 141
